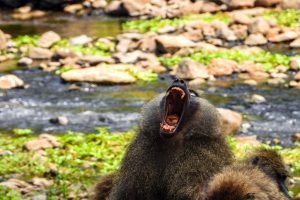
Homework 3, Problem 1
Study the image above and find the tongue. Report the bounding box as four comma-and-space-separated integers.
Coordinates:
166, 114, 179, 125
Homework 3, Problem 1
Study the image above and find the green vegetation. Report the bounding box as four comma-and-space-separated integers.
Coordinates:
0, 129, 299, 199
52, 39, 113, 56
0, 129, 134, 199
160, 49, 291, 71
264, 9, 300, 27
12, 35, 39, 48
123, 13, 231, 33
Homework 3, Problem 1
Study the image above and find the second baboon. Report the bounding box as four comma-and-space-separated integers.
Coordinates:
94, 79, 233, 200
205, 149, 291, 200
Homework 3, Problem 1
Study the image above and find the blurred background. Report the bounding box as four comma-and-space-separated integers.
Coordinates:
0, 0, 299, 199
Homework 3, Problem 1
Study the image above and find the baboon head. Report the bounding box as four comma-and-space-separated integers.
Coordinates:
249, 149, 291, 200
140, 79, 221, 139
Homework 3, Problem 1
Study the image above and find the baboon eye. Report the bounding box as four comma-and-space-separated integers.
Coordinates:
189, 89, 199, 97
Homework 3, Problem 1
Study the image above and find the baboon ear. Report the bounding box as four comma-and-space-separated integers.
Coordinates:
244, 193, 255, 200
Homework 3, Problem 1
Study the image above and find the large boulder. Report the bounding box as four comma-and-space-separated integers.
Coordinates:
61, 65, 136, 84
28, 47, 53, 59
217, 108, 243, 136
207, 58, 238, 76
155, 35, 196, 54
175, 58, 209, 80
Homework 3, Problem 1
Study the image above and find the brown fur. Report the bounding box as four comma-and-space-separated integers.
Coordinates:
92, 174, 116, 200
94, 91, 233, 200
205, 149, 290, 200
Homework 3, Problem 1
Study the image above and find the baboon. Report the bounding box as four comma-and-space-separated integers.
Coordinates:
93, 174, 116, 200
94, 79, 233, 200
205, 149, 291, 200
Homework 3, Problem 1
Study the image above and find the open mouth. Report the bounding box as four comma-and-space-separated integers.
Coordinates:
160, 87, 187, 134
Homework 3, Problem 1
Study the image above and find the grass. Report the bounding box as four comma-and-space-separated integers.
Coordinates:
0, 129, 299, 199
263, 9, 300, 27
122, 13, 231, 33
160, 49, 291, 71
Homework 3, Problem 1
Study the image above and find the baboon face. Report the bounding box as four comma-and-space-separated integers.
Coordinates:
141, 79, 221, 139
250, 150, 291, 200
159, 79, 197, 138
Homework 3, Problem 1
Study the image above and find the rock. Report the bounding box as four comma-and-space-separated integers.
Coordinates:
18, 57, 33, 67
290, 38, 300, 48
0, 149, 13, 156
255, 0, 281, 6
38, 31, 61, 48
207, 58, 238, 76
50, 116, 69, 125
78, 55, 114, 65
0, 74, 24, 90
267, 78, 285, 86
268, 31, 299, 43
105, 1, 127, 16
122, 0, 151, 16
24, 134, 60, 151
292, 133, 300, 142
281, 0, 300, 9
217, 108, 243, 136
0, 179, 34, 194
295, 72, 300, 81
15, 5, 31, 13
289, 80, 300, 89
31, 10, 47, 18
175, 58, 209, 80
244, 79, 258, 86
189, 78, 206, 87
231, 24, 249, 40
245, 33, 268, 45
155, 35, 196, 54
251, 94, 266, 103
235, 135, 260, 146
215, 23, 237, 41
64, 4, 84, 14
157, 26, 176, 34
0, 29, 7, 50
31, 177, 53, 188
61, 65, 136, 84
221, 0, 255, 8
28, 47, 53, 59
92, 0, 107, 9
231, 12, 253, 25
290, 57, 300, 70
70, 35, 92, 45
249, 18, 270, 34
32, 194, 47, 200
